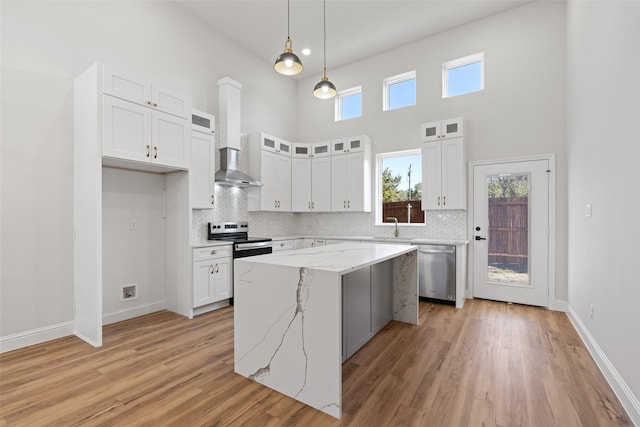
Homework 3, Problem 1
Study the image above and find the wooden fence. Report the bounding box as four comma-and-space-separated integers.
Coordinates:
488, 197, 528, 266
382, 200, 424, 224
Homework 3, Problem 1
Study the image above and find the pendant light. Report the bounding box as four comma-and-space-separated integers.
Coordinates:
274, 0, 303, 76
313, 0, 336, 99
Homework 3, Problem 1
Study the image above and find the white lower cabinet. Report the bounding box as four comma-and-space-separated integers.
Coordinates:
272, 239, 303, 252
192, 246, 232, 308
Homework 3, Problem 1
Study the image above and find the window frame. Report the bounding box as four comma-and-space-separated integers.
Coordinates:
442, 52, 484, 98
335, 85, 362, 122
375, 148, 424, 226
382, 70, 416, 111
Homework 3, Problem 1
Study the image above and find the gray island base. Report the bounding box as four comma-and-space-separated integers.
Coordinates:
233, 243, 418, 419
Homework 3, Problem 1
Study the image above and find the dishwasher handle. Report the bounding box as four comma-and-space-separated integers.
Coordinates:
418, 248, 455, 254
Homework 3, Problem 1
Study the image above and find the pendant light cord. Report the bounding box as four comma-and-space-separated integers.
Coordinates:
287, 0, 291, 39
323, 0, 327, 76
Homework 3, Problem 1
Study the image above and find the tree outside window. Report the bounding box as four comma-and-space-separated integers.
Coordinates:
379, 151, 424, 224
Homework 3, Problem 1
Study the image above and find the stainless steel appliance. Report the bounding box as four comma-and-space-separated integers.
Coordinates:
207, 221, 272, 258
208, 221, 272, 305
414, 244, 456, 303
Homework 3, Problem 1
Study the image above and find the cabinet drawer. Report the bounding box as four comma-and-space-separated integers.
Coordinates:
273, 240, 295, 251
193, 246, 232, 261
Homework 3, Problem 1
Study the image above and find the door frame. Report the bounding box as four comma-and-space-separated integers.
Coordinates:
467, 154, 557, 309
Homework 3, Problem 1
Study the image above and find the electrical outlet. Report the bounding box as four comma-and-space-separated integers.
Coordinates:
589, 304, 594, 319
586, 204, 592, 217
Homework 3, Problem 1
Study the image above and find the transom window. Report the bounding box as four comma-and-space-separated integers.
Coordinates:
376, 149, 424, 225
335, 86, 362, 121
443, 52, 484, 98
383, 71, 416, 111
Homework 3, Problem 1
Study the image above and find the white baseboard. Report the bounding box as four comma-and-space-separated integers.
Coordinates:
567, 305, 640, 426
0, 321, 74, 353
192, 300, 230, 317
103, 301, 166, 325
548, 299, 567, 312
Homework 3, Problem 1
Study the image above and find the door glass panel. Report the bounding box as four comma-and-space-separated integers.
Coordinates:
487, 174, 529, 285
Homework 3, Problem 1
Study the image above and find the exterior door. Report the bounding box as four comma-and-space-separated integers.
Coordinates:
472, 160, 549, 307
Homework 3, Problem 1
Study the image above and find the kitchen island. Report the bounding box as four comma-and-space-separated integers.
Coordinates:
233, 243, 418, 418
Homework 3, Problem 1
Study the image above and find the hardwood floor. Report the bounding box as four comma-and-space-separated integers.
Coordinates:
0, 299, 632, 426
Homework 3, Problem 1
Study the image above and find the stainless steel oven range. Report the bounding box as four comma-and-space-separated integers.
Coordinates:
208, 221, 272, 304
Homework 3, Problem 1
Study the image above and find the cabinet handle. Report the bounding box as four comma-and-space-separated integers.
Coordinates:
437, 196, 441, 206
146, 145, 150, 157
308, 201, 310, 209
277, 201, 280, 208
211, 250, 217, 255
214, 263, 219, 273
153, 146, 158, 158
280, 243, 285, 247
153, 103, 158, 107
147, 101, 152, 106
312, 201, 314, 209
443, 196, 446, 205
210, 264, 214, 274
274, 200, 278, 208
347, 200, 350, 208
210, 195, 214, 205
343, 201, 346, 208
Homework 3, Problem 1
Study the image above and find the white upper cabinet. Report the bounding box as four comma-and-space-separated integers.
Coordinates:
261, 133, 292, 156
190, 128, 215, 209
291, 153, 331, 212
420, 117, 464, 142
257, 149, 292, 211
331, 135, 368, 154
102, 95, 190, 169
99, 64, 192, 170
422, 137, 466, 210
331, 136, 372, 212
103, 65, 191, 119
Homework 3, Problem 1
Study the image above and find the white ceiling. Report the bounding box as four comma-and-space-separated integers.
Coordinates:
176, 0, 534, 79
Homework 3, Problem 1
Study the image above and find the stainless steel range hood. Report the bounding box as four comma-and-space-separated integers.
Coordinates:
214, 77, 262, 188
215, 147, 262, 187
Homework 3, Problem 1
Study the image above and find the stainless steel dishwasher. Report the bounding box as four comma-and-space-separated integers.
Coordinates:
414, 244, 456, 303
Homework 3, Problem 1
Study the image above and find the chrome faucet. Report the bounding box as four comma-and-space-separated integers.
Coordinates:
387, 217, 399, 237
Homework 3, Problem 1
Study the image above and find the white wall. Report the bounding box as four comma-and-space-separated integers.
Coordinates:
566, 1, 640, 421
0, 1, 296, 337
102, 168, 165, 322
294, 1, 568, 301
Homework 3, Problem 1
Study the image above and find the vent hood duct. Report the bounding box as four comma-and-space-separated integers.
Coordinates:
215, 77, 262, 187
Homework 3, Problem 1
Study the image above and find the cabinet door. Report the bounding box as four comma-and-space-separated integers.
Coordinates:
422, 142, 443, 210
193, 260, 216, 307
292, 157, 312, 211
441, 138, 465, 209
260, 151, 277, 211
152, 84, 191, 119
151, 110, 191, 169
261, 134, 278, 153
346, 152, 365, 211
371, 261, 392, 335
190, 131, 214, 209
274, 154, 292, 211
312, 142, 331, 157
331, 139, 347, 155
345, 136, 366, 153
441, 117, 464, 139
292, 143, 311, 158
213, 259, 231, 301
343, 267, 372, 359
102, 95, 152, 163
102, 66, 151, 107
420, 120, 441, 142
311, 156, 331, 211
331, 155, 349, 211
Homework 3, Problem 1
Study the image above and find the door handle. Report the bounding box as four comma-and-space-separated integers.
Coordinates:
475, 236, 487, 241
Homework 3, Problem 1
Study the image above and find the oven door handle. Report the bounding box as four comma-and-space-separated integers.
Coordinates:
235, 241, 273, 251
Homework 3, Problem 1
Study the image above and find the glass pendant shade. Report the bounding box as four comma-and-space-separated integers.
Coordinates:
274, 38, 303, 75
313, 75, 336, 99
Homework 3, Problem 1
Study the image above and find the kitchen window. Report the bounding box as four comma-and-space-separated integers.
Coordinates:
443, 52, 484, 98
383, 71, 416, 111
335, 86, 362, 121
376, 149, 424, 225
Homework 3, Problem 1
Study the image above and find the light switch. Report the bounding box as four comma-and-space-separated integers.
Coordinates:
585, 204, 592, 217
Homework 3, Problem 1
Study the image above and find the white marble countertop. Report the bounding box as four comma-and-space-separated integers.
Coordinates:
191, 241, 233, 249
266, 234, 469, 246
237, 242, 417, 275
